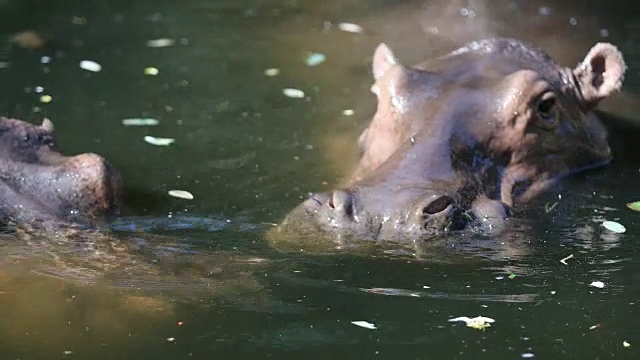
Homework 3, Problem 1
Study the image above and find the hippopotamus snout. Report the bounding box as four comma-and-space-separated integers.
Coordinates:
297, 188, 491, 240
0, 117, 121, 228
294, 188, 512, 240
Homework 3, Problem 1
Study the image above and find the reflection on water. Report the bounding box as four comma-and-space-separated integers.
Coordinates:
0, 0, 639, 359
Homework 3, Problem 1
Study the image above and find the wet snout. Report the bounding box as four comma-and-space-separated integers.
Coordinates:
303, 190, 356, 225
296, 188, 469, 240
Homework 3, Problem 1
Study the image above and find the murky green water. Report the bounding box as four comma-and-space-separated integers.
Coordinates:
0, 0, 640, 359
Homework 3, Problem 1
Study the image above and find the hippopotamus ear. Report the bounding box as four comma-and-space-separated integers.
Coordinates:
41, 118, 54, 131
372, 43, 399, 80
574, 43, 626, 108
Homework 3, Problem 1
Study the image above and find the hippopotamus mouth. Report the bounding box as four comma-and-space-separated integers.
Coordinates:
280, 38, 625, 242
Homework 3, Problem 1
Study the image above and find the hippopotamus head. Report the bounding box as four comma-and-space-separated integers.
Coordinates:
282, 38, 625, 242
0, 117, 121, 227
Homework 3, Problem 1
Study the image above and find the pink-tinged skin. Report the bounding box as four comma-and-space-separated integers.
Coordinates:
0, 117, 121, 230
281, 38, 626, 242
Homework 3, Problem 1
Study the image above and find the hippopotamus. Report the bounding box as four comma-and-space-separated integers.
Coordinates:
0, 117, 121, 230
281, 38, 626, 242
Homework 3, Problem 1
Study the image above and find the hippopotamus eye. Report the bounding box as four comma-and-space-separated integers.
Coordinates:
535, 93, 558, 129
41, 134, 55, 147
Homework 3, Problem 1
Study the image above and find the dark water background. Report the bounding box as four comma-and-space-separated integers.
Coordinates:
1, 0, 640, 359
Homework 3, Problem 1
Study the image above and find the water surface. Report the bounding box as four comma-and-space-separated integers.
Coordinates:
1, 0, 640, 359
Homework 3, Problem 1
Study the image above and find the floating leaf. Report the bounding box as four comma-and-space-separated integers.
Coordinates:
39, 95, 52, 103
508, 274, 517, 279
626, 201, 640, 212
168, 190, 194, 200
448, 316, 495, 330
146, 38, 175, 48
337, 22, 364, 34
122, 118, 159, 126
602, 220, 626, 233
305, 52, 326, 66
144, 136, 175, 146
559, 254, 574, 265
590, 281, 605, 289
144, 67, 159, 75
264, 68, 280, 76
342, 109, 354, 116
283, 88, 305, 98
80, 60, 102, 72
71, 16, 87, 25
351, 321, 377, 330
545, 201, 558, 213
10, 30, 47, 49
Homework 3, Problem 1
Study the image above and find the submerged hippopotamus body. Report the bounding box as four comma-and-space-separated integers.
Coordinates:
0, 117, 121, 229
282, 38, 626, 242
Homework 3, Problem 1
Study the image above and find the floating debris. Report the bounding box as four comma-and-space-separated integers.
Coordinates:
264, 68, 280, 76
351, 321, 377, 330
144, 67, 159, 75
122, 118, 159, 126
144, 135, 175, 146
283, 88, 305, 98
305, 52, 326, 66
602, 220, 626, 234
79, 60, 102, 72
521, 353, 535, 359
545, 201, 558, 213
71, 16, 87, 25
508, 274, 517, 279
626, 201, 640, 212
10, 30, 48, 49
448, 316, 495, 330
168, 190, 194, 200
342, 109, 354, 116
166, 337, 175, 342
590, 281, 605, 289
559, 254, 574, 265
39, 95, 52, 103
337, 22, 364, 34
146, 38, 175, 48
624, 341, 631, 348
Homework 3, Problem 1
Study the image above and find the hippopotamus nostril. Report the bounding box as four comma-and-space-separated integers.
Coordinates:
303, 192, 330, 212
330, 190, 354, 217
422, 195, 453, 215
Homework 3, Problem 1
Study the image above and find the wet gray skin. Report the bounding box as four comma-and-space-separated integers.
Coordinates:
281, 38, 626, 242
0, 117, 121, 230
